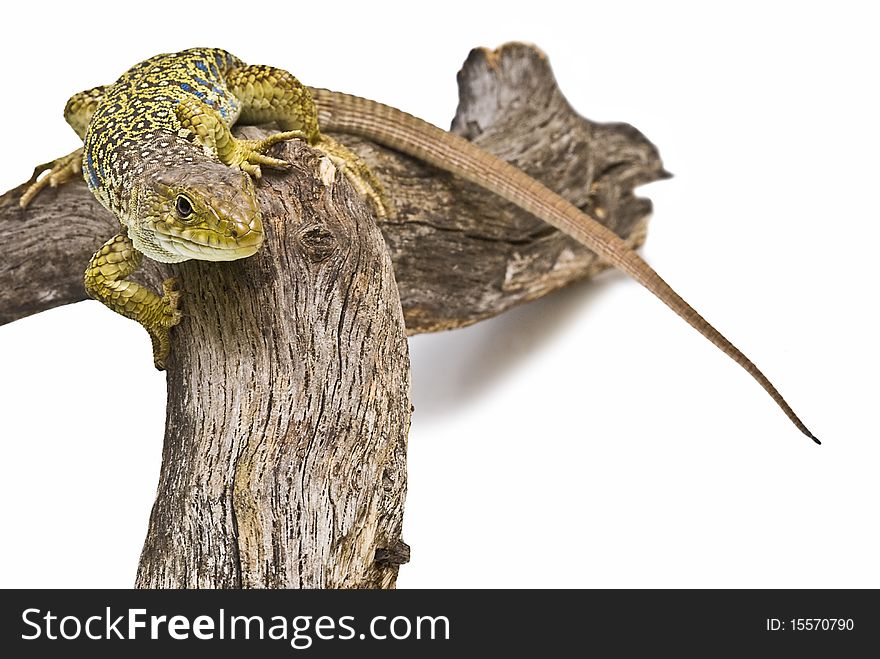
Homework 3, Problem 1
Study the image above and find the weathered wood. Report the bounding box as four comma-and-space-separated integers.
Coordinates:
0, 43, 667, 588
135, 137, 411, 588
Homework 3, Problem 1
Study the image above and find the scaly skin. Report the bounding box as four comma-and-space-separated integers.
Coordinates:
20, 48, 816, 441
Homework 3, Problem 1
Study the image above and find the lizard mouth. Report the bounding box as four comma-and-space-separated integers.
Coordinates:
159, 229, 263, 262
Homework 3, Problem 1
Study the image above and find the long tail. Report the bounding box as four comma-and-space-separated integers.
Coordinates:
311, 88, 819, 443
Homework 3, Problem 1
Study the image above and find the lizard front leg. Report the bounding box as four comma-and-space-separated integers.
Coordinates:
84, 234, 182, 370
225, 65, 390, 218
20, 86, 106, 208
175, 97, 306, 179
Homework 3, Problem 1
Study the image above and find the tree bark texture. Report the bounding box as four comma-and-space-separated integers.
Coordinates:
135, 137, 412, 588
0, 43, 666, 587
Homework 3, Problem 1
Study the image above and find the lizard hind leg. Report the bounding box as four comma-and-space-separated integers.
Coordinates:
225, 65, 390, 218
314, 135, 391, 219
84, 234, 183, 370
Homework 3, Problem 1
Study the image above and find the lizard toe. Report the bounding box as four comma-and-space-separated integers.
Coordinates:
19, 149, 83, 208
240, 161, 263, 179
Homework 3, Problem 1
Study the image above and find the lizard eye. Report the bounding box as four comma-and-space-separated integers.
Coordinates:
175, 194, 194, 220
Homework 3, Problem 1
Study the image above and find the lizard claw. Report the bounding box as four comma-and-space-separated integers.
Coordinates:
240, 162, 263, 179
151, 278, 184, 370
160, 277, 184, 328
235, 130, 306, 180
20, 148, 83, 209
25, 161, 56, 186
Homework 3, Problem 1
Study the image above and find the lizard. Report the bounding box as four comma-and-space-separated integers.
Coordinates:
19, 47, 818, 443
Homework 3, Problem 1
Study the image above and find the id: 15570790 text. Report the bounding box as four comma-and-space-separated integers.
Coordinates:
766, 618, 854, 632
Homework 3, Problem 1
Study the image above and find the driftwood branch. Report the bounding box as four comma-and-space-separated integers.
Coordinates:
0, 43, 666, 588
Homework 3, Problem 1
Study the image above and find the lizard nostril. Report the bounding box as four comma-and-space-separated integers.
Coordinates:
228, 222, 250, 239
228, 222, 251, 240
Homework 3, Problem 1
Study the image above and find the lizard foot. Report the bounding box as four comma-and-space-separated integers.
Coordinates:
20, 148, 84, 208
232, 130, 308, 179
315, 136, 391, 219
150, 277, 184, 371
174, 96, 307, 180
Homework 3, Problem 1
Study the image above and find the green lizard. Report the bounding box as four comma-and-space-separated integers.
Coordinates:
20, 47, 818, 442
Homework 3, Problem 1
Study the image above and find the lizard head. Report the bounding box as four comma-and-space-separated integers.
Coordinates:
131, 160, 264, 263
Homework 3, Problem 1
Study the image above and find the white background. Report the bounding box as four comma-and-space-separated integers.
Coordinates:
0, 1, 876, 588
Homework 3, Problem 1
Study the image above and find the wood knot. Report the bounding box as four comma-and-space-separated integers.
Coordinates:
298, 224, 338, 262
375, 540, 411, 567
